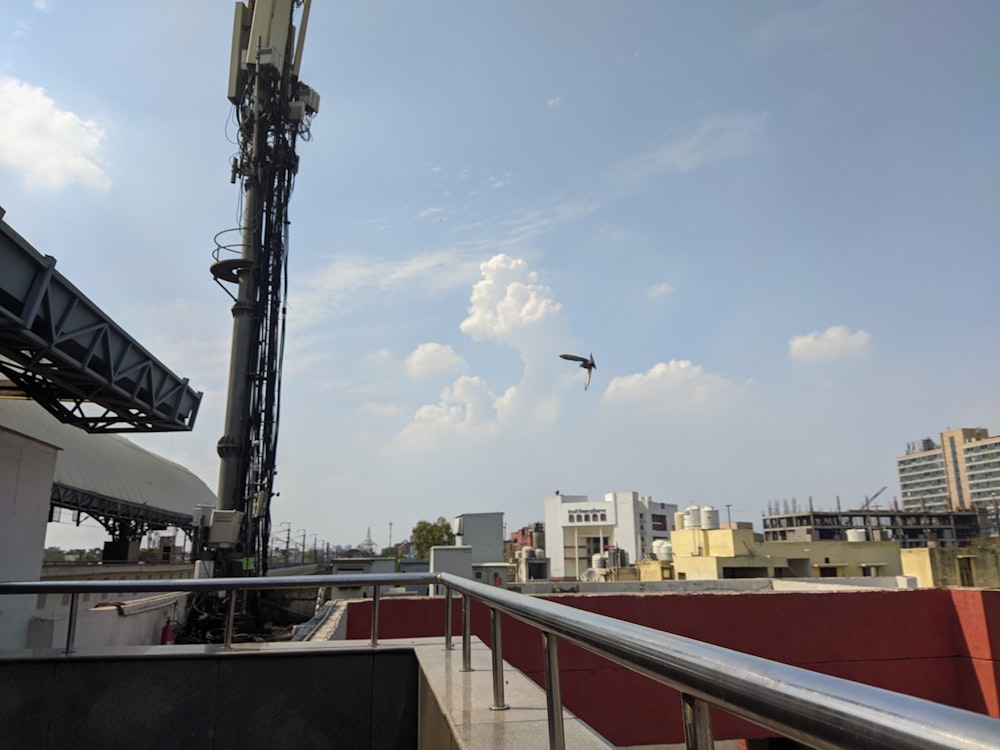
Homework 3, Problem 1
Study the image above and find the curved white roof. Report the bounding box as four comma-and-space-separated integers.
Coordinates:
0, 399, 215, 523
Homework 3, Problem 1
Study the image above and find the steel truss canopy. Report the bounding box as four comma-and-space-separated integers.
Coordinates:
0, 211, 202, 433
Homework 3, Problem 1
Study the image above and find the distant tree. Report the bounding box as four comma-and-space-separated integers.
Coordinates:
410, 517, 455, 559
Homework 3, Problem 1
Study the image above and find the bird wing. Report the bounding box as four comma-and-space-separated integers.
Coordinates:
560, 353, 587, 363
584, 368, 592, 391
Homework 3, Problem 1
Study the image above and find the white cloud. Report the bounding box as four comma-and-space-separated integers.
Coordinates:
546, 96, 562, 108
0, 75, 110, 190
393, 375, 497, 447
34, 0, 52, 11
405, 342, 467, 377
648, 282, 674, 298
487, 171, 512, 189
614, 113, 767, 183
291, 251, 481, 326
417, 206, 444, 219
362, 402, 405, 418
789, 325, 871, 361
459, 254, 562, 346
603, 359, 746, 411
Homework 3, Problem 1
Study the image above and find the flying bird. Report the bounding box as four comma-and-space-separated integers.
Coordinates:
559, 353, 596, 391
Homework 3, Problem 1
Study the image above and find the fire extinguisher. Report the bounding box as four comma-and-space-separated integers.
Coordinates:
161, 621, 176, 645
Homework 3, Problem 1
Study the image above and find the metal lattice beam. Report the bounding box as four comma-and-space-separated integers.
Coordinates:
0, 215, 202, 433
50, 483, 193, 532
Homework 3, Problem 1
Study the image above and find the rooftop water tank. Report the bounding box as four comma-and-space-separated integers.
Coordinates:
701, 506, 720, 530
846, 528, 867, 542
656, 540, 673, 562
683, 504, 701, 529
592, 553, 607, 569
523, 547, 536, 559
673, 511, 686, 532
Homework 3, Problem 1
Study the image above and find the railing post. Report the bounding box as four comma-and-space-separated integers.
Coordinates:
370, 584, 380, 648
543, 632, 565, 749
223, 590, 237, 648
460, 593, 473, 672
681, 693, 714, 750
444, 586, 454, 650
489, 608, 509, 710
63, 593, 79, 655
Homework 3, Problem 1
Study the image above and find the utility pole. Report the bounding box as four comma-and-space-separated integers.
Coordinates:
211, 0, 319, 582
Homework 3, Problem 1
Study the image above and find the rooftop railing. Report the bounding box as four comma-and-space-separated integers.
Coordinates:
2, 572, 999, 750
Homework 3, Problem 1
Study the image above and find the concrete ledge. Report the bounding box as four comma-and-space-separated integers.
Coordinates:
412, 637, 613, 749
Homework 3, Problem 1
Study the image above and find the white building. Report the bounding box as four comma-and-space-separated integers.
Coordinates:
428, 512, 505, 592
543, 491, 678, 580
453, 512, 504, 565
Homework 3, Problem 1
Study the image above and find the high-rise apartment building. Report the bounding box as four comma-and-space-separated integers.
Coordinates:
897, 428, 1000, 513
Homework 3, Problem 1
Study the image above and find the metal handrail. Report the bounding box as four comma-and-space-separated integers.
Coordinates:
2, 573, 999, 750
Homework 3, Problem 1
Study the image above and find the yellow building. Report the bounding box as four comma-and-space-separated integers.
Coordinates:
671, 525, 902, 581
901, 539, 1000, 588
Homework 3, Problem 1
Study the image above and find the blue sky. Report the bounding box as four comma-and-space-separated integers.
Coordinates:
2, 1, 998, 552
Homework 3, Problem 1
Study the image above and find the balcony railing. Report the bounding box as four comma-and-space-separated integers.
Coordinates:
2, 572, 999, 750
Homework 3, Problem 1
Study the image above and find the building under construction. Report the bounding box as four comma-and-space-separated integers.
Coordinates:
761, 506, 982, 547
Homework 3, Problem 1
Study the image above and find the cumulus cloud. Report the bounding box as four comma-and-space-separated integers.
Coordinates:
0, 75, 110, 190
405, 342, 467, 377
460, 254, 562, 346
546, 96, 562, 108
392, 255, 570, 448
789, 325, 871, 361
393, 375, 497, 447
603, 359, 746, 411
614, 113, 767, 182
648, 282, 674, 298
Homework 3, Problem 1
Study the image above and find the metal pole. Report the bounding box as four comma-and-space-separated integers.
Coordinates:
215, 59, 264, 518
223, 590, 237, 648
64, 593, 79, 655
543, 632, 565, 749
444, 586, 454, 650
489, 608, 509, 710
460, 593, 473, 672
370, 585, 380, 648
682, 693, 714, 750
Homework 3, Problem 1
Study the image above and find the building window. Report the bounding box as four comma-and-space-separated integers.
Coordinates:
585, 514, 591, 522
600, 513, 607, 522
568, 514, 575, 523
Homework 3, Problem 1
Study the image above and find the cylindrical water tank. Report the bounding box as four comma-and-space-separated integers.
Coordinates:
701, 506, 720, 530
532, 530, 545, 549
846, 528, 867, 542
657, 541, 673, 562
683, 504, 701, 529
651, 539, 664, 559
592, 553, 606, 569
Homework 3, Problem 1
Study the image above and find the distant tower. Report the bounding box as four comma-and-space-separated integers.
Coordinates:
360, 528, 376, 556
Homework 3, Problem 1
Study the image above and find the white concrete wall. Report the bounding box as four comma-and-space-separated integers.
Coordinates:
430, 545, 472, 580
608, 491, 641, 564
0, 428, 58, 649
26, 592, 188, 649
453, 512, 504, 564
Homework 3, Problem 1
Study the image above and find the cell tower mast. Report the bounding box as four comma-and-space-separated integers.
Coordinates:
211, 0, 319, 578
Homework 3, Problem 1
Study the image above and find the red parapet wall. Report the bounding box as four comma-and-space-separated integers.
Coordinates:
346, 588, 1000, 746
